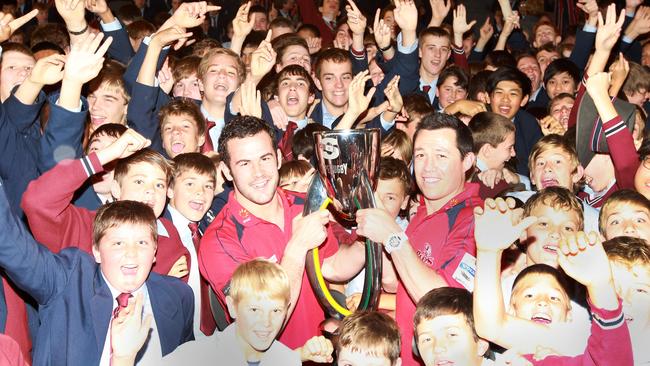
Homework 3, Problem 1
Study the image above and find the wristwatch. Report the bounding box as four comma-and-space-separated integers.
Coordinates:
384, 231, 408, 254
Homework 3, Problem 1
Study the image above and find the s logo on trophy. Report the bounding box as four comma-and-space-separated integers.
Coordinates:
303, 129, 382, 319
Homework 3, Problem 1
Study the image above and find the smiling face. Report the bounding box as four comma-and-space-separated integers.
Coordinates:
227, 294, 288, 355
436, 76, 468, 109
173, 74, 202, 100
549, 96, 574, 130
610, 262, 650, 336
92, 223, 156, 293
88, 82, 129, 129
419, 34, 451, 81
509, 273, 571, 325
536, 50, 560, 75
545, 72, 576, 99
534, 24, 558, 48
277, 45, 312, 74
223, 132, 280, 208
413, 128, 473, 212
316, 59, 353, 111
603, 202, 650, 242
530, 147, 582, 190
111, 162, 168, 217
517, 56, 542, 93
0, 50, 35, 102
161, 113, 205, 158
523, 203, 581, 267
481, 132, 516, 171
201, 53, 242, 106
416, 313, 487, 366
489, 80, 528, 120
169, 169, 215, 222
376, 178, 408, 219
276, 73, 314, 119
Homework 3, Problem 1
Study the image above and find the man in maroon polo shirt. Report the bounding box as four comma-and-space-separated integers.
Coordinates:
356, 112, 483, 366
198, 116, 365, 349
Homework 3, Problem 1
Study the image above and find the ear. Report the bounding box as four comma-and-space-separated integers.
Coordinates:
197, 133, 206, 148
220, 161, 233, 182
277, 148, 283, 168
476, 338, 489, 357
555, 35, 562, 45
477, 144, 492, 161
110, 180, 122, 200
462, 152, 476, 174
507, 302, 517, 316
275, 63, 282, 73
400, 195, 409, 210
167, 186, 175, 200
485, 93, 492, 106
314, 77, 323, 91
519, 94, 529, 107
418, 46, 422, 59
92, 245, 101, 264
198, 79, 205, 92
225, 296, 237, 320
571, 165, 585, 183
308, 92, 316, 105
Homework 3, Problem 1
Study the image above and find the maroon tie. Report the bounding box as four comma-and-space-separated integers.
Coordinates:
279, 121, 298, 162
422, 85, 431, 94
202, 120, 217, 153
188, 222, 200, 250
113, 293, 132, 319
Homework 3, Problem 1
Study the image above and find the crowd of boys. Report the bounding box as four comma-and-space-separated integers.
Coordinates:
0, 0, 648, 364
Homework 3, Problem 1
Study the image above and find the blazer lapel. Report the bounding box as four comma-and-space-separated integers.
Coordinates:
147, 275, 180, 355
90, 268, 113, 353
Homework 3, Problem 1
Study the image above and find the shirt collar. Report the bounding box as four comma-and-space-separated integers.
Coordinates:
101, 271, 147, 303
227, 189, 294, 228
168, 204, 192, 228
157, 219, 169, 237
476, 158, 488, 172
200, 104, 224, 124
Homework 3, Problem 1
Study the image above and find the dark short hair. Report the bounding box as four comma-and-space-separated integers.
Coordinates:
437, 65, 469, 90
337, 311, 401, 364
487, 66, 532, 97
31, 41, 64, 55
314, 47, 351, 78
543, 58, 580, 86
485, 50, 517, 69
414, 287, 477, 341
512, 263, 572, 298
113, 149, 173, 186
297, 23, 320, 37
93, 200, 157, 247
379, 156, 412, 196
291, 123, 329, 162
413, 112, 474, 158
218, 116, 277, 166
274, 64, 317, 96
639, 136, 650, 160
171, 152, 216, 187
85, 124, 128, 154
418, 26, 451, 48
159, 98, 206, 137
272, 33, 309, 62
468, 70, 493, 101
269, 16, 294, 30
469, 111, 515, 151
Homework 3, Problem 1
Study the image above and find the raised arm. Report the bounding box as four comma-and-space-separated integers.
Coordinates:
229, 2, 254, 56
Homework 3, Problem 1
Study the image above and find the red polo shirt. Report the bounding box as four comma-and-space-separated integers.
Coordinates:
397, 183, 482, 366
198, 189, 338, 349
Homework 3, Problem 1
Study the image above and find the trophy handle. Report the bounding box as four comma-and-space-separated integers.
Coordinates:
303, 173, 383, 319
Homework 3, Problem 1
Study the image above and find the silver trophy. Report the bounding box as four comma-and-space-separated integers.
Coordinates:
303, 129, 383, 319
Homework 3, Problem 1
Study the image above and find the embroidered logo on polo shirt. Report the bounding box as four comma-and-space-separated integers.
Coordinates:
238, 208, 252, 223
416, 243, 434, 266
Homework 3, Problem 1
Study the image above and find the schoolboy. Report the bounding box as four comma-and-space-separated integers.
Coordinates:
547, 93, 574, 131
159, 99, 206, 158
543, 58, 579, 100
473, 197, 633, 363
0, 42, 35, 102
535, 43, 560, 75
166, 153, 217, 336
22, 129, 190, 278
468, 111, 518, 197
279, 160, 313, 193
336, 311, 402, 366
171, 55, 202, 100
435, 66, 469, 112
272, 33, 312, 74
622, 62, 650, 107
532, 20, 562, 48
163, 259, 304, 365
414, 287, 490, 366
199, 116, 366, 349
604, 236, 650, 364
517, 53, 545, 110
486, 66, 543, 176
599, 189, 650, 241
273, 64, 316, 130
269, 17, 295, 40
356, 113, 482, 366
0, 184, 194, 365
395, 93, 434, 141
381, 129, 413, 166
87, 65, 130, 132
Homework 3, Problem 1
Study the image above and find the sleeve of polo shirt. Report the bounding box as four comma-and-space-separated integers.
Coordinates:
435, 208, 477, 290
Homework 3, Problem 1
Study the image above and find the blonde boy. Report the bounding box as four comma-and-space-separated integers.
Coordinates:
599, 190, 650, 242
336, 311, 401, 366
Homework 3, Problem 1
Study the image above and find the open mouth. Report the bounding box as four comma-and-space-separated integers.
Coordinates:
188, 200, 205, 212
543, 244, 558, 254
121, 264, 139, 276
90, 115, 106, 126
531, 313, 552, 324
171, 142, 185, 154
434, 360, 454, 366
541, 178, 559, 188
286, 96, 299, 105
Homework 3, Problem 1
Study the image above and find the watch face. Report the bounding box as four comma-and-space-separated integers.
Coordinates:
388, 236, 400, 248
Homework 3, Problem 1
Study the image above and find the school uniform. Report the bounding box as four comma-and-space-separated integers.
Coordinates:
0, 180, 194, 365
397, 183, 482, 366
199, 189, 338, 349
21, 152, 190, 278
512, 109, 544, 177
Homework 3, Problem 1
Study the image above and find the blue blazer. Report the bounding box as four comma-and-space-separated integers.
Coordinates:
0, 181, 194, 366
513, 109, 543, 177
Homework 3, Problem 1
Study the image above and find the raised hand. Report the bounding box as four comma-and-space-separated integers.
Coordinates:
477, 17, 494, 46
502, 11, 521, 36
298, 336, 334, 363
429, 0, 451, 26
384, 75, 402, 111
151, 25, 193, 50
28, 54, 66, 86
167, 255, 189, 278
538, 115, 566, 136
55, 0, 86, 31
346, 0, 367, 36
96, 128, 151, 165
608, 52, 629, 95
250, 30, 276, 82
63, 32, 113, 85
373, 9, 392, 51
478, 169, 504, 189
157, 58, 174, 94
394, 0, 418, 33
171, 1, 220, 29
595, 3, 626, 52
557, 232, 611, 287
334, 70, 376, 130
453, 4, 477, 39
239, 78, 262, 118
0, 9, 37, 43
306, 36, 322, 55
289, 210, 330, 253
110, 293, 152, 362
84, 0, 109, 15
232, 1, 254, 38
585, 71, 612, 100
576, 0, 599, 25
474, 197, 537, 252
625, 6, 650, 40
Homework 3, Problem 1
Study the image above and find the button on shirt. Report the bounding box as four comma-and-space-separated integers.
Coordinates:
99, 277, 161, 366
168, 205, 203, 339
